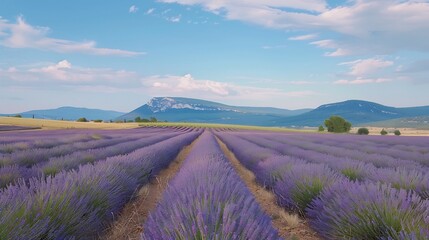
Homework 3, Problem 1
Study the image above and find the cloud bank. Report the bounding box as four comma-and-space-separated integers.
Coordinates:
160, 0, 429, 56
0, 17, 143, 56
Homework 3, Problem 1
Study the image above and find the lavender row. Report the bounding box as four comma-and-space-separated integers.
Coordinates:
0, 128, 184, 168
238, 132, 427, 170
257, 132, 429, 166
0, 126, 176, 145
0, 133, 100, 154
217, 132, 429, 239
143, 131, 281, 239
0, 128, 107, 144
0, 131, 182, 188
0, 127, 177, 154
1, 134, 132, 168
226, 130, 429, 165
37, 131, 182, 175
0, 131, 200, 239
253, 157, 429, 239
267, 146, 429, 200
225, 132, 429, 199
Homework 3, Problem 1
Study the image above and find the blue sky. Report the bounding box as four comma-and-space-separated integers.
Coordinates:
1, 0, 428, 113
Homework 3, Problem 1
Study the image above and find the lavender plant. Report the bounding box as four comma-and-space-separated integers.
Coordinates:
0, 130, 200, 239
307, 181, 429, 239
143, 132, 282, 240
273, 163, 342, 214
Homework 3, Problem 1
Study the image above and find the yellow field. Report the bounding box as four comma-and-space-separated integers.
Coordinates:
351, 127, 429, 136
0, 117, 139, 130
2, 117, 428, 136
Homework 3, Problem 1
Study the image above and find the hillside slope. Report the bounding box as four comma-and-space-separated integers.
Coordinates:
119, 97, 310, 126
279, 100, 429, 127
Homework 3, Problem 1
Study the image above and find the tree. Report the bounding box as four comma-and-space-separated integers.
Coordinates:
76, 117, 88, 122
318, 125, 325, 132
324, 116, 352, 133
380, 129, 388, 135
135, 116, 142, 122
357, 128, 369, 135
13, 114, 22, 118
150, 117, 158, 122
394, 130, 401, 136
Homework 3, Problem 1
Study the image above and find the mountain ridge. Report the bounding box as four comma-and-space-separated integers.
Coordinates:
279, 100, 429, 127
2, 98, 429, 127
1, 107, 125, 121
118, 97, 311, 126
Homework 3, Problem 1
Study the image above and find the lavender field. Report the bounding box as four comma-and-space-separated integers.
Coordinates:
1, 127, 428, 239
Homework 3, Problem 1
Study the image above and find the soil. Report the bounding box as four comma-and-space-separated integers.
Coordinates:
216, 137, 322, 240
101, 136, 199, 240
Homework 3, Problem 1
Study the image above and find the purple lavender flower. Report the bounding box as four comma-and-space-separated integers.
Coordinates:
143, 131, 281, 240
307, 181, 429, 239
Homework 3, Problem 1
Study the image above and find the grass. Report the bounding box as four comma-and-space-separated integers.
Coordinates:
0, 117, 139, 130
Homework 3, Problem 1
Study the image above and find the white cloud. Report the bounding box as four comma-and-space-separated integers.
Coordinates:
160, 0, 429, 55
334, 57, 395, 84
334, 78, 392, 85
160, 0, 328, 13
141, 74, 316, 101
129, 5, 139, 13
146, 8, 155, 15
2, 63, 317, 102
0, 60, 138, 84
146, 74, 230, 95
168, 15, 182, 22
262, 45, 287, 50
288, 34, 317, 41
310, 39, 351, 57
340, 58, 394, 76
0, 16, 143, 56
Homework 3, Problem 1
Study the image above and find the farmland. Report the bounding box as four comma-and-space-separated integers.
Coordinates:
0, 126, 428, 239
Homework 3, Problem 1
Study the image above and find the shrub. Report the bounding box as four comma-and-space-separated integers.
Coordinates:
380, 129, 388, 135
324, 116, 352, 133
325, 116, 352, 133
92, 120, 103, 123
318, 125, 325, 132
76, 117, 88, 122
13, 114, 22, 118
357, 128, 369, 135
394, 130, 401, 136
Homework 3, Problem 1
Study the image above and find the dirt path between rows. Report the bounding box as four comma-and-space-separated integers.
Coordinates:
216, 137, 321, 240
101, 136, 200, 240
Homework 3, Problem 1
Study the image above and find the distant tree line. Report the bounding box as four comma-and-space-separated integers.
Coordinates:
76, 118, 103, 123
318, 116, 401, 136
135, 117, 158, 123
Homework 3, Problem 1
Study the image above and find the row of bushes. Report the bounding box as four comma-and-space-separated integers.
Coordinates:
357, 128, 401, 136
75, 117, 159, 123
